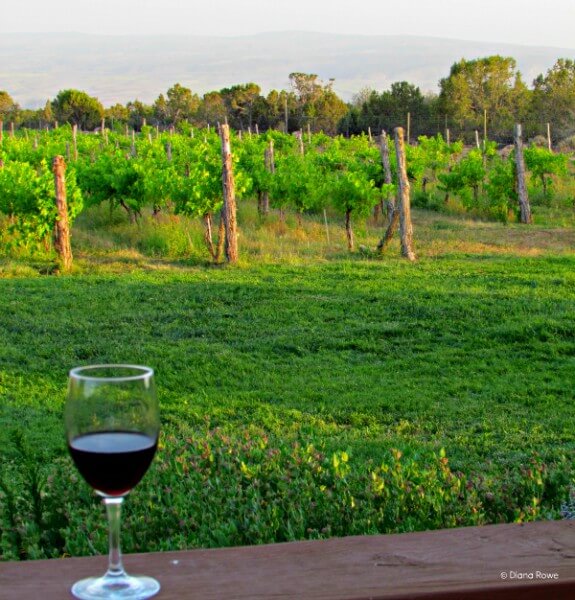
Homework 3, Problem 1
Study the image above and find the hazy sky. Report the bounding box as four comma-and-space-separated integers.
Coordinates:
4, 0, 575, 49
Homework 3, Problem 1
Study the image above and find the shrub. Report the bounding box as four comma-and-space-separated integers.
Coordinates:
0, 426, 570, 560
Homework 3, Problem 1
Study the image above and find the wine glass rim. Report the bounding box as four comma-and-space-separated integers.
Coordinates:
69, 364, 154, 382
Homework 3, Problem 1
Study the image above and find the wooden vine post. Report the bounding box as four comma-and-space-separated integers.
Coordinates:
52, 156, 73, 272
0, 120, 3, 145
219, 123, 238, 263
394, 127, 416, 261
377, 130, 399, 252
514, 124, 532, 224
406, 113, 411, 145
260, 139, 274, 215
72, 124, 78, 161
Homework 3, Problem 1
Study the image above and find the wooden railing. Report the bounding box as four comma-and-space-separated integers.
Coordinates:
1, 521, 574, 599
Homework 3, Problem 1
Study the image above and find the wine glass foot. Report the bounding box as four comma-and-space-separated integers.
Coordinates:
71, 574, 160, 599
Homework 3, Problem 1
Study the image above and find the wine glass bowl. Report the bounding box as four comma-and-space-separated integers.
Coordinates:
65, 365, 161, 600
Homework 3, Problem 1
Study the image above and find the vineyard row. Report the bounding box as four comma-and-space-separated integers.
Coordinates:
0, 123, 571, 271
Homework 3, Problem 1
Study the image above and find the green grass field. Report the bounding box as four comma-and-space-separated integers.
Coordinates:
1, 203, 574, 560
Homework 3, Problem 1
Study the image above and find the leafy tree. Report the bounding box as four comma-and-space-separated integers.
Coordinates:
531, 59, 575, 139
153, 93, 169, 127
105, 103, 129, 127
196, 92, 227, 127
343, 82, 437, 138
438, 56, 530, 141
0, 91, 20, 122
51, 89, 104, 130
166, 83, 200, 125
220, 83, 261, 130
262, 90, 298, 132
313, 88, 348, 135
289, 73, 346, 133
19, 101, 54, 128
40, 100, 53, 127
126, 100, 152, 131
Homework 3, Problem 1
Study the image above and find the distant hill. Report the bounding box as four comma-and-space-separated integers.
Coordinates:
1, 32, 573, 108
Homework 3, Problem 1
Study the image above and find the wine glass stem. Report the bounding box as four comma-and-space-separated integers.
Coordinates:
104, 497, 127, 578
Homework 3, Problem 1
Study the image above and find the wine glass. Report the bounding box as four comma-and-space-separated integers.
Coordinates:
65, 365, 161, 600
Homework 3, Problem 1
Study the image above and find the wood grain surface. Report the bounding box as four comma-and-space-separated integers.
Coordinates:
1, 520, 574, 599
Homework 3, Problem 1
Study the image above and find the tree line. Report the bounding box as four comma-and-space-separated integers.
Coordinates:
1, 56, 575, 144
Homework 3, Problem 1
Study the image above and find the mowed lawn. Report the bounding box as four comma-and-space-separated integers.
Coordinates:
1, 209, 575, 558
2, 255, 575, 469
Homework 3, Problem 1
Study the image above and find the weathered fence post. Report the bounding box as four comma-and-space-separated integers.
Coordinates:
345, 209, 354, 250
0, 120, 3, 145
72, 124, 78, 161
10, 122, 15, 138
514, 124, 532, 224
394, 127, 416, 261
547, 122, 552, 152
260, 139, 274, 215
284, 95, 289, 133
406, 113, 411, 145
323, 209, 330, 245
52, 156, 73, 272
219, 123, 238, 263
377, 130, 399, 252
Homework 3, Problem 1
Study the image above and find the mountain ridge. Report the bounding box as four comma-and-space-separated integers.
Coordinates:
1, 32, 573, 108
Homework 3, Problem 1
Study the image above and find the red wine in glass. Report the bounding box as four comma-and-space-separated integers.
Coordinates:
68, 431, 158, 497
65, 365, 161, 600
